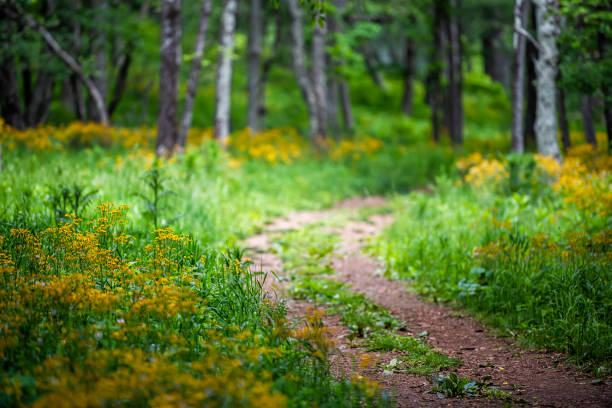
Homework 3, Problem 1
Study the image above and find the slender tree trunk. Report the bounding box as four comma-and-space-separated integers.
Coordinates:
156, 0, 182, 156
580, 95, 597, 148
447, 0, 463, 146
401, 37, 415, 115
331, 0, 353, 131
108, 52, 132, 118
87, 0, 107, 123
597, 33, 612, 153
311, 7, 328, 140
247, 0, 262, 133
511, 0, 528, 153
524, 2, 537, 147
177, 0, 211, 151
428, 2, 444, 143
339, 81, 354, 130
286, 0, 319, 141
557, 87, 570, 152
327, 75, 340, 136
363, 46, 385, 89
259, 12, 283, 128
214, 0, 238, 144
0, 57, 25, 129
533, 0, 562, 161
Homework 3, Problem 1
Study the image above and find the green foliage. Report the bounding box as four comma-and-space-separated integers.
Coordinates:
367, 333, 460, 375
371, 153, 612, 372
431, 373, 511, 399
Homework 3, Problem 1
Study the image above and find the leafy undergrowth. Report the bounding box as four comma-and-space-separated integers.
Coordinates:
0, 204, 389, 407
371, 146, 612, 374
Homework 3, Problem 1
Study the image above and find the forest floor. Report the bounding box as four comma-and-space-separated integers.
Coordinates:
244, 197, 612, 407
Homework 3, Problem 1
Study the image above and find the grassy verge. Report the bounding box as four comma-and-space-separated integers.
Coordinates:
370, 148, 612, 374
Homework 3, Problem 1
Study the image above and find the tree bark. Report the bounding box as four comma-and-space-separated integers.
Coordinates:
177, 0, 211, 151
580, 95, 597, 148
286, 0, 319, 141
214, 0, 238, 144
247, 0, 263, 133
524, 2, 537, 147
108, 52, 132, 118
597, 32, 612, 153
2, 5, 109, 125
311, 6, 328, 140
0, 57, 25, 129
156, 0, 182, 156
447, 0, 463, 146
511, 0, 528, 153
259, 12, 283, 128
339, 81, 354, 130
533, 0, 561, 161
87, 0, 108, 123
401, 37, 415, 115
428, 2, 444, 143
557, 87, 570, 152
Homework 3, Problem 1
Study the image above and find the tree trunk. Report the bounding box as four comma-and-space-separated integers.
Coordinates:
428, 2, 444, 143
286, 0, 319, 141
401, 37, 415, 115
108, 52, 132, 118
327, 76, 340, 136
214, 0, 238, 144
447, 0, 463, 146
156, 0, 182, 156
580, 95, 597, 148
311, 7, 328, 141
524, 2, 537, 147
339, 81, 354, 130
70, 74, 86, 120
533, 0, 561, 161
259, 12, 283, 128
598, 32, 612, 153
246, 0, 262, 133
511, 0, 528, 153
557, 87, 570, 152
87, 0, 108, 123
177, 0, 211, 151
0, 57, 25, 129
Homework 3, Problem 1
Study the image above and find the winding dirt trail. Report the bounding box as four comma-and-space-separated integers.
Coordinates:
244, 197, 612, 407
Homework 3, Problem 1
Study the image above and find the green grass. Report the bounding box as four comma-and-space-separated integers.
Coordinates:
370, 154, 612, 374
367, 333, 460, 376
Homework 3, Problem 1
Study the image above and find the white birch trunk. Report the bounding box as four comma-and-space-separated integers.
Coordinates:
247, 0, 263, 133
177, 0, 212, 151
533, 0, 562, 161
214, 0, 238, 144
311, 12, 327, 140
511, 0, 528, 153
156, 0, 182, 156
286, 0, 319, 141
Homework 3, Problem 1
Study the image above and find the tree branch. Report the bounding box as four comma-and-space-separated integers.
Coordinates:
514, 25, 541, 52
2, 3, 109, 125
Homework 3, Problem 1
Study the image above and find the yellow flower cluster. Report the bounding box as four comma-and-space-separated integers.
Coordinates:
328, 137, 384, 161
457, 153, 508, 187
0, 119, 156, 150
228, 127, 305, 164
474, 229, 612, 266
19, 348, 286, 408
535, 146, 612, 218
0, 203, 290, 406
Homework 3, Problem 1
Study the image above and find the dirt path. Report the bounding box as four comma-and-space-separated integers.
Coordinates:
244, 197, 612, 407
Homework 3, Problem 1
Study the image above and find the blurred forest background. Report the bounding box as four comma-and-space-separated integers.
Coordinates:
0, 1, 611, 407
0, 0, 609, 154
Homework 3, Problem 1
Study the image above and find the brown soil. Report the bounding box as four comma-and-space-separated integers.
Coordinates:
244, 197, 612, 407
